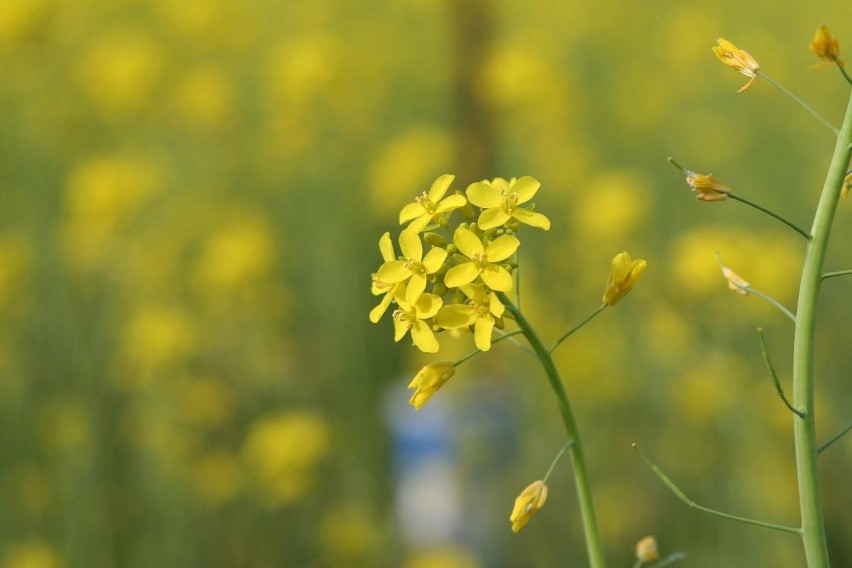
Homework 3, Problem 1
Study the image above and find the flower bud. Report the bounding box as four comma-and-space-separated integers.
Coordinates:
510, 480, 548, 533
408, 362, 456, 410
635, 535, 660, 563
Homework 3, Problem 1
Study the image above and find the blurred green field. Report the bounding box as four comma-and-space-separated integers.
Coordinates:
1, 1, 851, 566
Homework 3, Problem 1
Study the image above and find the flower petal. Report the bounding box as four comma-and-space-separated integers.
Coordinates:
478, 208, 511, 230
399, 229, 423, 261
411, 321, 440, 353
434, 193, 467, 214
512, 209, 551, 230
393, 316, 409, 342
453, 227, 484, 259
436, 304, 476, 328
377, 260, 411, 283
444, 262, 480, 289
399, 202, 423, 224
415, 293, 443, 319
427, 174, 455, 202
513, 176, 541, 203
488, 292, 504, 317
406, 214, 432, 233
369, 291, 395, 323
378, 232, 395, 262
481, 264, 513, 291
406, 273, 427, 304
485, 234, 520, 262
466, 181, 503, 208
422, 247, 448, 273
474, 316, 494, 351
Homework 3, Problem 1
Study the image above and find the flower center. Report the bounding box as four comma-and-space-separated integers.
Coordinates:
404, 258, 426, 275
470, 251, 487, 269
501, 191, 519, 214
415, 192, 437, 214
392, 308, 415, 325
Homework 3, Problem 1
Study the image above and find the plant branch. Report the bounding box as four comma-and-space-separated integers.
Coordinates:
549, 304, 607, 354
818, 421, 852, 455
758, 72, 839, 134
727, 193, 812, 240
821, 268, 852, 281
757, 328, 805, 417
454, 329, 524, 366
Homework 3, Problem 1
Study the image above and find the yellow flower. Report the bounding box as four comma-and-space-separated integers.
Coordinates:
444, 227, 518, 291
809, 25, 844, 70
408, 362, 455, 409
392, 293, 443, 353
712, 38, 760, 92
466, 176, 550, 230
376, 230, 448, 305
717, 254, 750, 296
842, 170, 852, 199
399, 174, 467, 232
436, 284, 504, 351
635, 535, 661, 563
509, 480, 548, 533
603, 252, 647, 306
685, 170, 730, 202
370, 232, 405, 323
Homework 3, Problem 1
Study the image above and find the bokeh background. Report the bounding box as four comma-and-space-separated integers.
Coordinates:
1, 0, 851, 566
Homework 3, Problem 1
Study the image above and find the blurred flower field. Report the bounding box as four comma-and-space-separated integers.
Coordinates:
1, 0, 851, 566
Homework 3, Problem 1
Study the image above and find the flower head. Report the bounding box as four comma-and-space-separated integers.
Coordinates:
370, 232, 405, 323
603, 252, 647, 306
392, 293, 443, 353
716, 253, 750, 296
809, 25, 844, 70
713, 38, 760, 92
635, 536, 661, 564
436, 284, 505, 351
376, 230, 448, 304
466, 176, 550, 231
408, 362, 455, 409
509, 480, 548, 533
685, 170, 730, 202
443, 227, 519, 291
399, 174, 467, 232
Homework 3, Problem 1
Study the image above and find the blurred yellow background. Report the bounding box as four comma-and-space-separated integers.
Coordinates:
1, 0, 851, 566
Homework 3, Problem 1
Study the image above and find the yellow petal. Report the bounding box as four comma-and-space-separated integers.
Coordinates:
485, 234, 520, 263
478, 208, 512, 230
473, 316, 494, 351
427, 174, 455, 202
481, 264, 513, 291
453, 226, 484, 258
411, 321, 439, 353
399, 202, 423, 224
406, 273, 427, 304
378, 232, 395, 262
392, 316, 409, 342
399, 229, 423, 261
466, 180, 503, 208
406, 214, 432, 233
436, 304, 476, 328
434, 193, 467, 214
488, 292, 504, 317
369, 291, 395, 323
513, 176, 540, 203
444, 262, 480, 289
512, 209, 551, 230
415, 293, 443, 319
422, 247, 448, 273
377, 260, 411, 283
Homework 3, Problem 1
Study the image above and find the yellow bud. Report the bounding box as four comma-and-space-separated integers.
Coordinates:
685, 170, 730, 202
407, 362, 455, 410
809, 25, 844, 69
603, 252, 648, 306
510, 480, 548, 533
635, 535, 661, 563
712, 38, 760, 92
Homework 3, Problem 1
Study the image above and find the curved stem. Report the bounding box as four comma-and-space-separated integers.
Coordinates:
759, 72, 839, 134
549, 304, 607, 354
498, 292, 607, 568
543, 440, 574, 482
728, 193, 812, 240
791, 87, 852, 568
757, 328, 805, 417
633, 444, 801, 535
453, 329, 524, 366
818, 421, 852, 455
821, 268, 852, 281
745, 287, 797, 323
838, 64, 852, 87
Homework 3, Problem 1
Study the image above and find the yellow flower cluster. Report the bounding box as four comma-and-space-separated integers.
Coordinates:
370, 174, 549, 353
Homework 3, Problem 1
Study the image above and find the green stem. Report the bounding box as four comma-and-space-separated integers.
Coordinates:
745, 287, 797, 323
543, 440, 574, 482
757, 328, 805, 417
498, 292, 607, 568
493, 329, 538, 358
820, 268, 852, 281
838, 64, 852, 87
549, 304, 607, 354
453, 329, 524, 366
818, 421, 852, 455
759, 72, 839, 134
632, 559, 643, 568
791, 87, 852, 568
632, 444, 801, 535
728, 193, 812, 240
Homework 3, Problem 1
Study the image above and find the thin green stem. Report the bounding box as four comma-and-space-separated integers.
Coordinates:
821, 268, 852, 281
493, 329, 537, 358
818, 421, 852, 455
498, 292, 607, 568
745, 287, 797, 323
650, 553, 689, 568
515, 256, 522, 310
791, 86, 852, 568
757, 328, 805, 417
543, 440, 574, 482
728, 193, 812, 240
549, 304, 607, 354
838, 64, 852, 87
759, 72, 839, 134
632, 444, 802, 535
453, 329, 524, 366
